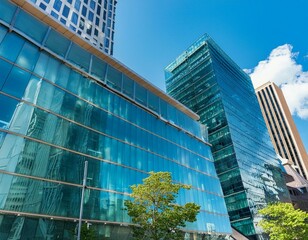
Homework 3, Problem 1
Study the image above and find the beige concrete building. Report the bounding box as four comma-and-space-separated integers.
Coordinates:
256, 82, 308, 179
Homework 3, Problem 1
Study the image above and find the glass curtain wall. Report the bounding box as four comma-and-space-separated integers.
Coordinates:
0, 1, 231, 239
165, 35, 290, 239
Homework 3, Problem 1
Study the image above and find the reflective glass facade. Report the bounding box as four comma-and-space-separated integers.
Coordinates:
165, 35, 290, 239
0, 1, 231, 239
25, 0, 117, 55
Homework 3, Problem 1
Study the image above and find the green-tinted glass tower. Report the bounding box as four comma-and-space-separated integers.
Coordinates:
165, 35, 290, 239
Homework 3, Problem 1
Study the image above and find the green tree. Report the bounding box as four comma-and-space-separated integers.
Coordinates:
258, 202, 308, 240
124, 171, 200, 240
80, 223, 97, 240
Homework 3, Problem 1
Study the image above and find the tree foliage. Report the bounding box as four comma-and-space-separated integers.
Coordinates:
80, 223, 97, 240
124, 172, 200, 240
258, 202, 308, 240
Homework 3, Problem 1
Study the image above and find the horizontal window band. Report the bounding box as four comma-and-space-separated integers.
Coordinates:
0, 54, 212, 161
0, 209, 229, 226
0, 129, 224, 197
0, 91, 216, 179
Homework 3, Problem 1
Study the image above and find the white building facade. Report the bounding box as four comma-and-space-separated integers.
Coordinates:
28, 0, 117, 55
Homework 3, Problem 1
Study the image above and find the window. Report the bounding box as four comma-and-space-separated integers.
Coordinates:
53, 0, 62, 12
0, 32, 25, 62
66, 43, 90, 72
45, 29, 70, 57
0, 0, 17, 23
71, 12, 78, 25
62, 5, 70, 18
96, 6, 101, 15
39, 3, 47, 10
90, 0, 96, 10
51, 11, 59, 19
122, 75, 134, 99
82, 6, 87, 17
0, 59, 13, 89
106, 65, 122, 91
148, 92, 159, 112
95, 17, 100, 26
0, 94, 19, 129
74, 0, 81, 11
60, 18, 66, 24
135, 84, 147, 105
16, 42, 40, 71
2, 66, 31, 99
91, 55, 107, 80
14, 10, 48, 43
88, 11, 94, 21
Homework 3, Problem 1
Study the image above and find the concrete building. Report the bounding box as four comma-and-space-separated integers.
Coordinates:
280, 157, 308, 212
26, 0, 117, 55
256, 82, 308, 180
165, 34, 290, 239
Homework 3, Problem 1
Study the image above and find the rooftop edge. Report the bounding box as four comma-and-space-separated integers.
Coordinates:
11, 0, 200, 121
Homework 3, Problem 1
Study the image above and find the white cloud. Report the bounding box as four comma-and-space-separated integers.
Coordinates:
247, 44, 308, 119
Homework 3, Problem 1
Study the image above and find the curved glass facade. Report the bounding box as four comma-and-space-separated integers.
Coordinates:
165, 35, 290, 239
0, 1, 231, 239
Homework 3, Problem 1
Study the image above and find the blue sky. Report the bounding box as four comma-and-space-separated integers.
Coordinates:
113, 0, 308, 151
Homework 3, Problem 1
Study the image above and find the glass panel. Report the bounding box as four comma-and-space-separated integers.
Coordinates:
44, 29, 70, 57
2, 66, 31, 98
21, 76, 42, 103
167, 104, 177, 124
106, 65, 122, 91
14, 10, 48, 44
66, 69, 81, 94
55, 64, 71, 88
0, 94, 19, 129
91, 55, 107, 80
134, 83, 147, 105
66, 43, 90, 72
0, 25, 7, 44
0, 173, 81, 218
15, 42, 40, 71
122, 74, 134, 99
0, 32, 25, 62
147, 91, 159, 113
44, 57, 61, 83
0, 0, 17, 23
33, 51, 50, 78
0, 58, 13, 90
159, 99, 168, 119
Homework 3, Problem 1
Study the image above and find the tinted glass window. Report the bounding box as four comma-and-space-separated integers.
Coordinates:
2, 66, 31, 98
45, 29, 70, 57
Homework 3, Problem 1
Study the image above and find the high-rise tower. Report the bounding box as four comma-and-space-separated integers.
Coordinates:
256, 82, 308, 180
165, 35, 290, 239
27, 0, 117, 55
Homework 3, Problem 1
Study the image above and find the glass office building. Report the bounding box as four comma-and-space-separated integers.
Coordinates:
0, 1, 231, 239
165, 35, 290, 239
26, 0, 117, 55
